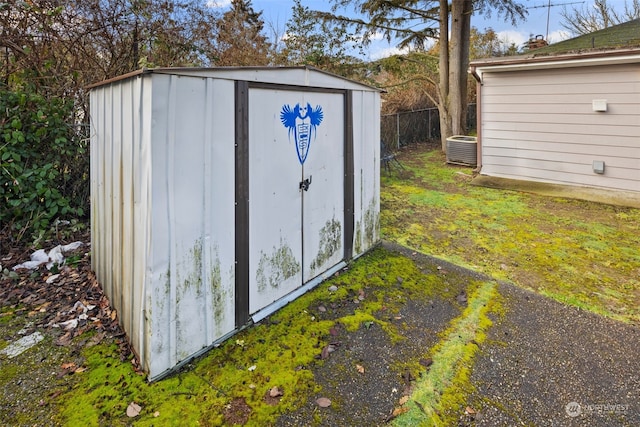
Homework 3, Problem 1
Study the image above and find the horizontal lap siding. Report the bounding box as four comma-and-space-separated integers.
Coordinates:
480, 64, 640, 192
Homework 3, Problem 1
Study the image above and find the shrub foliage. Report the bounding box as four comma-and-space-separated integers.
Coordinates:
1, 88, 88, 243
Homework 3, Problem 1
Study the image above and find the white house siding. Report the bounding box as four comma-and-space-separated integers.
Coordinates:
479, 63, 640, 192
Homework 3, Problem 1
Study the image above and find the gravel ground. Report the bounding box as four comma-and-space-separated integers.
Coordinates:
469, 282, 640, 427
276, 299, 463, 426
277, 245, 640, 426
277, 244, 470, 426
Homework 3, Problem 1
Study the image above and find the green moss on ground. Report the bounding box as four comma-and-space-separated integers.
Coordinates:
393, 281, 500, 426
382, 148, 640, 323
56, 247, 462, 426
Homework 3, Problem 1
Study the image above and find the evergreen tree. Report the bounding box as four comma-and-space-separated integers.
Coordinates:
320, 0, 526, 150
213, 0, 271, 66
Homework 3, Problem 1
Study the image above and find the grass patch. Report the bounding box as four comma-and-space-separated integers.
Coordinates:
382, 147, 640, 323
393, 281, 499, 426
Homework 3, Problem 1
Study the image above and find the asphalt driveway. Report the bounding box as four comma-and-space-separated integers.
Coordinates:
276, 242, 640, 426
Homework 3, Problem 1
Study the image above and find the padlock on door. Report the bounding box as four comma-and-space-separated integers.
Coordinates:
299, 175, 312, 191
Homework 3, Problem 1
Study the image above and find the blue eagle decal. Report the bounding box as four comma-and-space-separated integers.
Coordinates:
280, 102, 324, 165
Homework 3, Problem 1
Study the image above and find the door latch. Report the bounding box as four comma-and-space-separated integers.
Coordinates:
299, 175, 312, 191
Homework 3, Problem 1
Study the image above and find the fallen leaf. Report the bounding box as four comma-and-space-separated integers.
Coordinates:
88, 331, 105, 346
269, 386, 284, 398
61, 362, 76, 370
356, 364, 365, 374
320, 344, 336, 359
392, 406, 409, 417
399, 395, 409, 406
320, 345, 330, 359
456, 291, 468, 304
59, 318, 78, 330
465, 406, 476, 415
316, 397, 331, 408
55, 332, 73, 346
329, 327, 339, 336
126, 402, 142, 417
154, 411, 160, 417
35, 301, 51, 312
110, 309, 117, 321
45, 274, 60, 284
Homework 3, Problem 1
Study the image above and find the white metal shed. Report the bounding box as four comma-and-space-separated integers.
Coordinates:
89, 66, 381, 380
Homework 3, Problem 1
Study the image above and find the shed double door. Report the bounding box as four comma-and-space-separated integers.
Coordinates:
247, 87, 345, 315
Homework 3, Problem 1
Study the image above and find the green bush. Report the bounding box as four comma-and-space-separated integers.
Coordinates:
1, 88, 88, 243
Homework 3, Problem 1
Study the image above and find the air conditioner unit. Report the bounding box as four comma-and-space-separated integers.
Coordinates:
446, 135, 477, 166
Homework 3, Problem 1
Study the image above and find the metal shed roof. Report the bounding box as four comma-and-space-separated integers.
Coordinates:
87, 65, 383, 92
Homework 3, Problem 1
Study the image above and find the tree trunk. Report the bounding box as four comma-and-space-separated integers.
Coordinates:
459, 0, 472, 134
449, 0, 472, 137
438, 0, 450, 151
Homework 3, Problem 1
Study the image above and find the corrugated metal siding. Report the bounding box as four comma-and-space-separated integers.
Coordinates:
352, 90, 381, 254
146, 74, 237, 377
480, 64, 640, 192
90, 68, 381, 380
91, 76, 149, 363
91, 74, 237, 379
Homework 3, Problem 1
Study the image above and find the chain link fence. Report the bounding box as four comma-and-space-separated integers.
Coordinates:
381, 104, 476, 148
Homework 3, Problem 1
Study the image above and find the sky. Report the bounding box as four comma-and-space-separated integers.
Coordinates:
211, 0, 600, 60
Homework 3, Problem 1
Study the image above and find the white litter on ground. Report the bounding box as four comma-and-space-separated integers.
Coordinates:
45, 274, 61, 284
0, 332, 45, 358
12, 242, 84, 271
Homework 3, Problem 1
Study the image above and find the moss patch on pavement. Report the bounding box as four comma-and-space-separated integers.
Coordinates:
55, 246, 476, 426
392, 280, 500, 426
